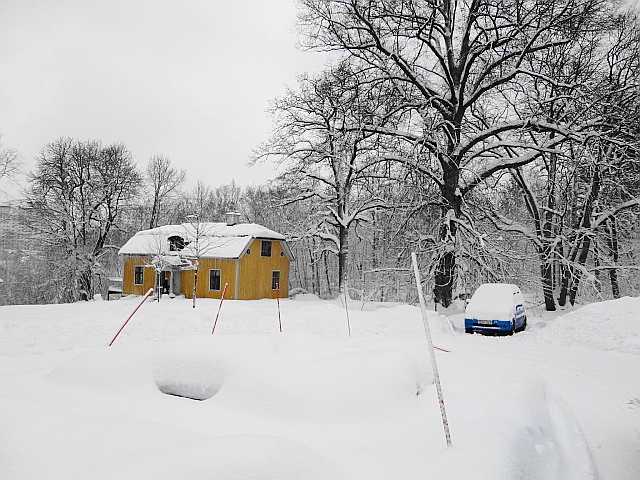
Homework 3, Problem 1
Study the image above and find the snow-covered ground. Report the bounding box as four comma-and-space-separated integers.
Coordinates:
1, 294, 638, 480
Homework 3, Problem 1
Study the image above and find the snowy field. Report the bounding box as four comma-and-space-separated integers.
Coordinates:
1, 294, 639, 480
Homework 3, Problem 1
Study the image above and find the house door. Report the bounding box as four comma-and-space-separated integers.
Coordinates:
160, 270, 181, 297
161, 271, 171, 295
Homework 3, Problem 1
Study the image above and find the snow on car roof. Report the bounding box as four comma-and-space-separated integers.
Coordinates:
118, 222, 286, 258
465, 283, 522, 320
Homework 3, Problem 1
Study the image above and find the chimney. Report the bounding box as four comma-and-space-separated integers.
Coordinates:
225, 212, 241, 226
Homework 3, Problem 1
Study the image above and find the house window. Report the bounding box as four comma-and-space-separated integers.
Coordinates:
261, 240, 272, 257
209, 269, 221, 291
134, 266, 144, 285
271, 270, 280, 290
168, 235, 185, 251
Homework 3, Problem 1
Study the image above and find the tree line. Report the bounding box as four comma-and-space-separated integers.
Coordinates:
0, 141, 250, 305
257, 0, 640, 310
2, 0, 640, 309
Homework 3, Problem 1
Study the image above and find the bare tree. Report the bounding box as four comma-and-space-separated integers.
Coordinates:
298, 0, 610, 306
146, 154, 186, 228
185, 213, 203, 308
182, 190, 221, 308
27, 138, 140, 302
257, 61, 399, 296
479, 8, 640, 309
0, 137, 21, 189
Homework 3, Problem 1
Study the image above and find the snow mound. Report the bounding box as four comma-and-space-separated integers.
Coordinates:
44, 333, 428, 421
171, 334, 425, 420
154, 345, 228, 400
530, 296, 640, 355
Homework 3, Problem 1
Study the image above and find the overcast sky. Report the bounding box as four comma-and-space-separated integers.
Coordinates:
0, 0, 326, 201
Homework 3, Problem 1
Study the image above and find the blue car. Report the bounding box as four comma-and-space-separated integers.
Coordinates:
464, 283, 527, 335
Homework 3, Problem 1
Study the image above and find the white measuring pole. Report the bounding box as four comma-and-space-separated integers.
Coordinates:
343, 288, 352, 338
411, 252, 452, 446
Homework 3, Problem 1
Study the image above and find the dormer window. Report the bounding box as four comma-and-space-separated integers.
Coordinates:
168, 235, 185, 251
261, 240, 272, 257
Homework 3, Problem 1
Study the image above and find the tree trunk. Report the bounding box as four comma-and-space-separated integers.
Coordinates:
558, 263, 569, 307
434, 251, 455, 307
192, 261, 198, 308
337, 224, 349, 297
149, 195, 160, 229
540, 246, 557, 311
78, 267, 92, 302
324, 252, 333, 297
312, 245, 320, 296
568, 235, 592, 305
434, 163, 461, 308
155, 271, 162, 301
569, 162, 601, 305
605, 218, 620, 299
542, 152, 558, 310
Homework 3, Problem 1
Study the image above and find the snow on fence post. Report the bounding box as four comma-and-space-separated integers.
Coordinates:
411, 252, 452, 446
276, 283, 282, 333
108, 288, 154, 346
211, 283, 228, 334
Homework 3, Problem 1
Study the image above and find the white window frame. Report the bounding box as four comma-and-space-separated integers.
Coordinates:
271, 270, 280, 290
261, 240, 272, 257
134, 265, 144, 286
209, 269, 222, 291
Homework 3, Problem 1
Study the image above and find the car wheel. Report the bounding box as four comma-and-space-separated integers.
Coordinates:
465, 328, 474, 334
506, 322, 515, 336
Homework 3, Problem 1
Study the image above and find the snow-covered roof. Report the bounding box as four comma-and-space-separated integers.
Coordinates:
118, 222, 288, 259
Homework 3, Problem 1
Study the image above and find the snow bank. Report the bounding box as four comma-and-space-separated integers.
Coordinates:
528, 296, 640, 355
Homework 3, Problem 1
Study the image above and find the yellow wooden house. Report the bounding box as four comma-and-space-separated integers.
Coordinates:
118, 214, 292, 300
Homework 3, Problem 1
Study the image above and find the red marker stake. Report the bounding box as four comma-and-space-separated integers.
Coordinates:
109, 288, 153, 346
211, 283, 228, 334
276, 283, 282, 332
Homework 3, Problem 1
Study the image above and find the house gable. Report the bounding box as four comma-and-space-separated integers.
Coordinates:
238, 239, 290, 300
122, 256, 155, 295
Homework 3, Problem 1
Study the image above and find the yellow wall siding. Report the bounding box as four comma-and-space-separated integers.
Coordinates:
181, 258, 238, 299
180, 268, 193, 298
238, 239, 290, 299
122, 238, 290, 300
122, 256, 155, 295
